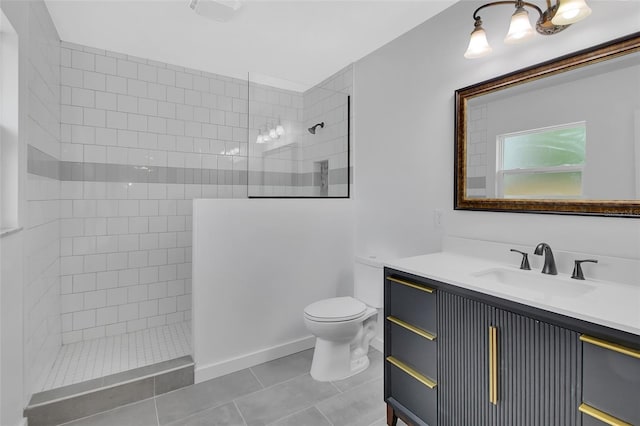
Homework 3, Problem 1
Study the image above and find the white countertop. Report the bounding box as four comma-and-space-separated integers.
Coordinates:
385, 252, 640, 337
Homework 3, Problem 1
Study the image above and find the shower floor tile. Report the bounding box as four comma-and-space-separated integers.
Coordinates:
42, 322, 191, 391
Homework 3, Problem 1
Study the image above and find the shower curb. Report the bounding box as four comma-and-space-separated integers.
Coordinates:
24, 356, 194, 426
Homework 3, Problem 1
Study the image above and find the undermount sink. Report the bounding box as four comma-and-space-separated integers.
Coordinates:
472, 267, 596, 298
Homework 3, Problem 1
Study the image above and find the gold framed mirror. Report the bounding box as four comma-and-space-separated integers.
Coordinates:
455, 32, 640, 216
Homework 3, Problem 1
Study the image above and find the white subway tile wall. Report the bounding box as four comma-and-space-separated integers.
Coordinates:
467, 104, 488, 197
24, 1, 63, 395
247, 66, 353, 197
41, 322, 191, 390
59, 41, 255, 344
302, 66, 353, 197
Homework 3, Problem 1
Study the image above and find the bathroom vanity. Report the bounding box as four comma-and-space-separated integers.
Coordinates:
383, 252, 640, 426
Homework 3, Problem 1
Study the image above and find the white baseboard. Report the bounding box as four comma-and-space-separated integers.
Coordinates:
194, 336, 316, 384
371, 336, 384, 353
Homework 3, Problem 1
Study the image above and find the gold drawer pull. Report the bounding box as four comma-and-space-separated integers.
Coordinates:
579, 403, 633, 426
387, 316, 436, 341
387, 276, 434, 293
580, 335, 640, 360
386, 356, 437, 389
489, 326, 498, 405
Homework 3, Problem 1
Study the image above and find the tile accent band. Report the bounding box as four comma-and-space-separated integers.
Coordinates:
27, 145, 349, 186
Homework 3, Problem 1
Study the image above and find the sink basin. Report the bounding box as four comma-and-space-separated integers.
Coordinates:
472, 267, 596, 298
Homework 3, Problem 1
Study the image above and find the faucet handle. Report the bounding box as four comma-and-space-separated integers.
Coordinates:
510, 249, 531, 270
572, 259, 598, 280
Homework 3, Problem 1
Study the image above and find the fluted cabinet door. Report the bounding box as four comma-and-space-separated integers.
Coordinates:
494, 308, 582, 426
439, 291, 582, 426
438, 291, 494, 426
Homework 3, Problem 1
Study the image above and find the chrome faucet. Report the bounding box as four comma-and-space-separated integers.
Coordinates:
534, 242, 557, 275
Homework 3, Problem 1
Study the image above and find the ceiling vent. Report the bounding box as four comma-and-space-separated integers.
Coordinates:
188, 0, 242, 22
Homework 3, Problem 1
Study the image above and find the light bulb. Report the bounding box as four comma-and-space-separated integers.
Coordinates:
263, 132, 271, 143
256, 134, 264, 144
464, 24, 492, 59
552, 0, 592, 25
276, 124, 284, 136
269, 128, 277, 139
504, 7, 535, 44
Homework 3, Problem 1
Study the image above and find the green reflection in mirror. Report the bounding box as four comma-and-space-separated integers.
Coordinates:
499, 122, 585, 198
503, 125, 586, 169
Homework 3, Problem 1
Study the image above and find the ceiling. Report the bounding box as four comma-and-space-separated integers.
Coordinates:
44, 0, 457, 91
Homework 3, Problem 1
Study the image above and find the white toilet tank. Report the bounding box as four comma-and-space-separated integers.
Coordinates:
354, 255, 384, 308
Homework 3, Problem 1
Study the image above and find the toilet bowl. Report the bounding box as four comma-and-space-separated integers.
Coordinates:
303, 256, 383, 382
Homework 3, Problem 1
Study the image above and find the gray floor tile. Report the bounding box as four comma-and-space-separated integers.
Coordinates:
250, 349, 313, 388
316, 377, 384, 426
165, 402, 245, 426
270, 407, 331, 426
154, 366, 194, 395
331, 349, 383, 392
235, 373, 339, 426
156, 369, 262, 425
61, 399, 157, 426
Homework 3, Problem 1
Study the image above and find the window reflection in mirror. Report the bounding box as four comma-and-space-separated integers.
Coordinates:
498, 123, 586, 198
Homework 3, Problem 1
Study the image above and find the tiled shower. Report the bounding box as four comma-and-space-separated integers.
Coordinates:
22, 28, 353, 397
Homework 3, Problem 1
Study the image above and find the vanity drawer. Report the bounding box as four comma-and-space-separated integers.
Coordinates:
387, 357, 437, 426
386, 275, 437, 334
387, 317, 437, 380
581, 335, 640, 425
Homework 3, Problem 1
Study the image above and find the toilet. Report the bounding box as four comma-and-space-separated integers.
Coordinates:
303, 255, 383, 382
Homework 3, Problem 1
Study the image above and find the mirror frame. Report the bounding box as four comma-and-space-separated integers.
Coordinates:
455, 32, 640, 217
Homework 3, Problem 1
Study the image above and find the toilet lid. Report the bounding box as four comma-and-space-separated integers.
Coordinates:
304, 297, 367, 322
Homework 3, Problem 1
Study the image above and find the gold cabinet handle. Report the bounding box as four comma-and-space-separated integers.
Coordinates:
387, 316, 437, 341
386, 356, 437, 389
580, 335, 640, 359
489, 326, 498, 405
387, 276, 434, 293
579, 403, 633, 426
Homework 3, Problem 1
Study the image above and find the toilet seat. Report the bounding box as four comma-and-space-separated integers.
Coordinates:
304, 297, 367, 322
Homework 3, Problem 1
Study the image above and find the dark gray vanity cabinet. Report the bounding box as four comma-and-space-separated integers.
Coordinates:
384, 268, 587, 426
580, 335, 640, 425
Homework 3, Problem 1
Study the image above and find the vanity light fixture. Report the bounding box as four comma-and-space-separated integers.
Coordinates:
464, 0, 592, 59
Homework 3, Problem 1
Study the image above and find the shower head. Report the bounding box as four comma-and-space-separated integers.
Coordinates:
307, 122, 325, 134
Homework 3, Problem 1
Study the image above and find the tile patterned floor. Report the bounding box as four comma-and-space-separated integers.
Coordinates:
43, 322, 191, 391
58, 348, 409, 426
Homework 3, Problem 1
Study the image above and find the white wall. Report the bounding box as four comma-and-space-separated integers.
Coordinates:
354, 2, 640, 263
192, 199, 354, 382
1, 0, 61, 424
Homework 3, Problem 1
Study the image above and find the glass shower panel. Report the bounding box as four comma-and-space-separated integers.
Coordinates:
247, 72, 350, 197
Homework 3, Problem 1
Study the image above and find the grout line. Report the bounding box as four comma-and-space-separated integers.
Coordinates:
248, 367, 265, 389
316, 405, 335, 426
154, 395, 161, 426
233, 400, 249, 426
328, 380, 342, 394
